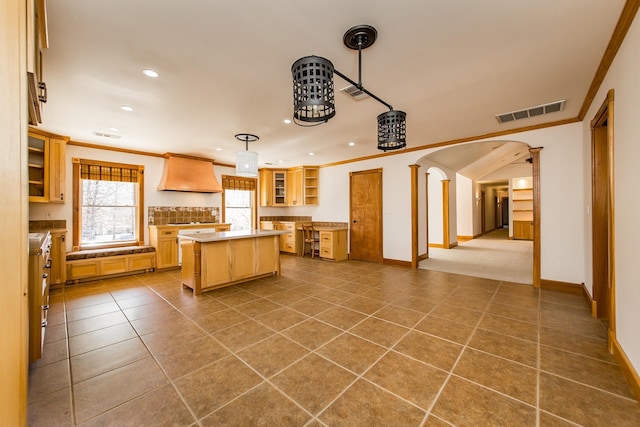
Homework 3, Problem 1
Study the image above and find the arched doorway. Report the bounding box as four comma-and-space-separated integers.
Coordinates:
415, 140, 538, 285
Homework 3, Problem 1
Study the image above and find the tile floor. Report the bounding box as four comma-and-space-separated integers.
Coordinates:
28, 256, 640, 426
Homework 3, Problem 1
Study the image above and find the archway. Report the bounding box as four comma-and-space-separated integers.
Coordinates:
414, 140, 537, 285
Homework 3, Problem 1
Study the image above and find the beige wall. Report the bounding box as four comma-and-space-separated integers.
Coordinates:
583, 9, 640, 376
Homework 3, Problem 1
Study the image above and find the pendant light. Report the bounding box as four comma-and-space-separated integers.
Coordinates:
235, 133, 259, 177
291, 24, 406, 151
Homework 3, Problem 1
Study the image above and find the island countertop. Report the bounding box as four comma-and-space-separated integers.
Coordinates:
179, 229, 290, 243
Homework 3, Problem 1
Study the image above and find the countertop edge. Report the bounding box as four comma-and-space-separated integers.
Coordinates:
179, 230, 290, 242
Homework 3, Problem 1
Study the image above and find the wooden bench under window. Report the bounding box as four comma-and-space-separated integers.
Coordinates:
66, 246, 156, 284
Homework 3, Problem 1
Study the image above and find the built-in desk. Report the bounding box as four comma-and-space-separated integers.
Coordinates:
179, 229, 289, 295
297, 225, 348, 261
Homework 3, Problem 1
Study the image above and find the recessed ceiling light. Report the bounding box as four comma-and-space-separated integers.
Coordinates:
283, 119, 292, 124
348, 141, 356, 146
308, 152, 314, 156
142, 69, 159, 78
215, 148, 222, 151
120, 105, 134, 112
278, 160, 284, 163
109, 127, 119, 132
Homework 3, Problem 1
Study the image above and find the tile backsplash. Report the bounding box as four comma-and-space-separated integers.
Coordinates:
148, 206, 220, 225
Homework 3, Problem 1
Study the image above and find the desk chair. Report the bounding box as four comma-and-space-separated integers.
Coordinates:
302, 224, 319, 258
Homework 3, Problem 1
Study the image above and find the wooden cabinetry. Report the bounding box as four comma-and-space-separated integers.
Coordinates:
303, 167, 319, 205
513, 221, 533, 240
287, 168, 304, 206
28, 233, 51, 363
149, 223, 231, 269
512, 186, 533, 240
259, 169, 273, 207
181, 232, 283, 295
150, 228, 179, 269
260, 166, 319, 207
28, 129, 66, 203
260, 169, 287, 207
49, 230, 66, 287
276, 222, 297, 253
273, 170, 287, 206
27, 0, 48, 125
319, 229, 348, 261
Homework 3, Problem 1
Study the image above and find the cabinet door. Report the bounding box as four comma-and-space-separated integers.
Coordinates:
156, 236, 179, 268
513, 221, 533, 240
49, 231, 66, 286
48, 138, 66, 202
259, 169, 273, 207
273, 171, 287, 206
286, 168, 303, 206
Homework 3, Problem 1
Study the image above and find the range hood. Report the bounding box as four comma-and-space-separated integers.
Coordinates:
157, 153, 223, 193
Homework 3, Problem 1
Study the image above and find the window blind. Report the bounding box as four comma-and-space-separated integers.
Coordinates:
222, 175, 256, 191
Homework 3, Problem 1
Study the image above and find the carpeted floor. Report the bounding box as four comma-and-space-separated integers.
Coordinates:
419, 228, 533, 284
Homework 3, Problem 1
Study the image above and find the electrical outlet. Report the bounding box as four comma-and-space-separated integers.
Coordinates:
46, 210, 52, 218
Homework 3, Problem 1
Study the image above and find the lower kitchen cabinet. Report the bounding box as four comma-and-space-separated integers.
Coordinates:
275, 222, 300, 254
154, 228, 179, 269
49, 229, 67, 287
319, 229, 348, 261
149, 223, 231, 269
28, 233, 51, 363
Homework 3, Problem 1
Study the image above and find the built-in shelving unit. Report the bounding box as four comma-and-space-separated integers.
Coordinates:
28, 134, 47, 199
303, 167, 319, 205
512, 177, 533, 240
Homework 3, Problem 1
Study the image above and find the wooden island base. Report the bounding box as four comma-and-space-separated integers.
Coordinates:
180, 230, 288, 295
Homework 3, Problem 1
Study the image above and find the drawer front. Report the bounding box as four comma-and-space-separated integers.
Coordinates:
160, 229, 178, 237
319, 231, 333, 244
320, 246, 333, 258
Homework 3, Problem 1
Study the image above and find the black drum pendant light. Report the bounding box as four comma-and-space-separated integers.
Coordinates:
291, 25, 406, 152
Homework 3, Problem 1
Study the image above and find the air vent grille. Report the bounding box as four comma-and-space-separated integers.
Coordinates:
92, 131, 121, 139
496, 100, 566, 124
340, 84, 370, 101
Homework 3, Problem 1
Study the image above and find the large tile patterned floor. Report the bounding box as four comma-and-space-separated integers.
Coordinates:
28, 256, 640, 426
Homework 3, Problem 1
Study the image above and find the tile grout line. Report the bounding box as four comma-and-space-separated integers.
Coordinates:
419, 280, 503, 426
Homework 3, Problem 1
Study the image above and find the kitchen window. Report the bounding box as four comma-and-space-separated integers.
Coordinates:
72, 158, 145, 250
221, 175, 257, 231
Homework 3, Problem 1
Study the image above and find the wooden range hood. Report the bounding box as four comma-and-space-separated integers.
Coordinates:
156, 153, 223, 193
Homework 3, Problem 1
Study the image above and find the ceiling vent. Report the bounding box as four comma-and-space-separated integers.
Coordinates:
92, 131, 121, 139
495, 100, 566, 124
340, 84, 370, 101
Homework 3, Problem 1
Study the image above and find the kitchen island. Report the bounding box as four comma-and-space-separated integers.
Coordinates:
179, 229, 290, 295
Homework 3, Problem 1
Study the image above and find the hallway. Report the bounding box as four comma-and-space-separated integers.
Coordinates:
419, 229, 533, 284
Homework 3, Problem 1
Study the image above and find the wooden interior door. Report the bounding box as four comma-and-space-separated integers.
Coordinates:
350, 169, 383, 262
592, 93, 613, 320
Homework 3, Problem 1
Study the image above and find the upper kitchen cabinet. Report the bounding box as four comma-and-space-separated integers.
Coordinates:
27, 0, 48, 126
259, 169, 273, 207
28, 128, 67, 203
287, 168, 303, 206
260, 169, 287, 207
260, 166, 319, 207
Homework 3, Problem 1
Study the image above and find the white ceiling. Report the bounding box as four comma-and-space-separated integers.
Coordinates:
40, 0, 626, 175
